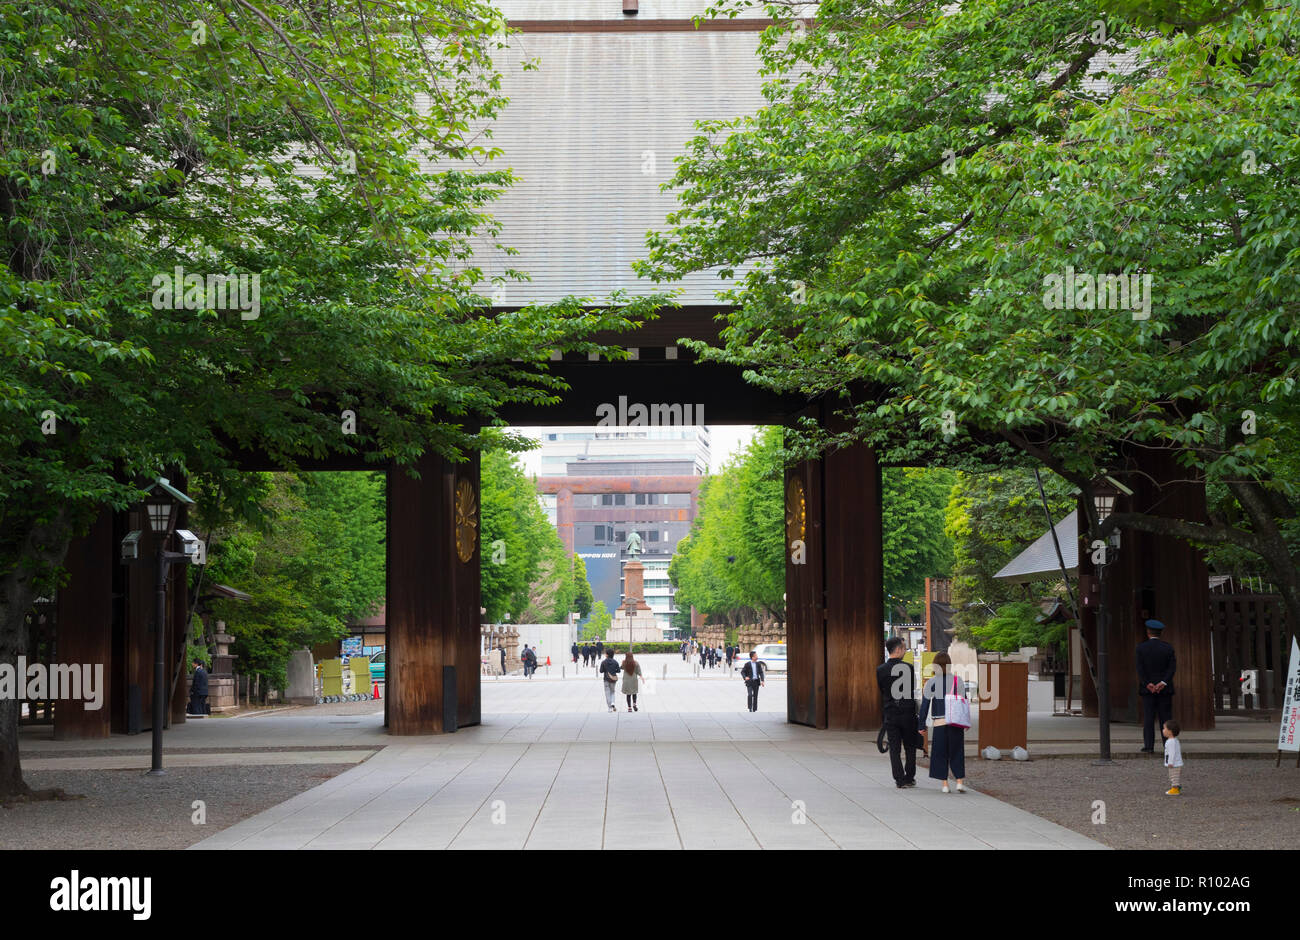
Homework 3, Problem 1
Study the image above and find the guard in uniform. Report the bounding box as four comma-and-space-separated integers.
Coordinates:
1136, 618, 1176, 752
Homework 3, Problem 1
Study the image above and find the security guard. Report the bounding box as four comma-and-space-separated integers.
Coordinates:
1136, 619, 1176, 753
876, 637, 919, 787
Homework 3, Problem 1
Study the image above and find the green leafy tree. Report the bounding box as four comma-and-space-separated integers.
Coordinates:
641, 0, 1300, 631
480, 449, 550, 622
969, 601, 1068, 654
194, 471, 386, 688
520, 537, 593, 623
581, 601, 612, 640
882, 468, 957, 617
944, 469, 1077, 634
0, 0, 656, 798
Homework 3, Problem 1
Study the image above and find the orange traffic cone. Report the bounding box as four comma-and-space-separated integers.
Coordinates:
546, 656, 552, 666
373, 682, 381, 700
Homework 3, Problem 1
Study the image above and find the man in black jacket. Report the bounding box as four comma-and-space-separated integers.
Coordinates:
741, 652, 766, 711
599, 649, 621, 712
1137, 619, 1177, 753
571, 642, 579, 665
876, 637, 918, 788
188, 659, 209, 717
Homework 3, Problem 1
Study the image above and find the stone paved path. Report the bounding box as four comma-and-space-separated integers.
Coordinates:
190, 658, 1103, 850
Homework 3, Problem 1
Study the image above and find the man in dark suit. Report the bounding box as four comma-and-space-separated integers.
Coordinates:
571, 642, 579, 664
188, 659, 210, 716
595, 640, 604, 662
1137, 619, 1176, 753
876, 637, 918, 788
741, 651, 766, 711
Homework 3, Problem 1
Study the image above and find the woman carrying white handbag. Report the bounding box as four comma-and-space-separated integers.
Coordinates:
918, 651, 970, 793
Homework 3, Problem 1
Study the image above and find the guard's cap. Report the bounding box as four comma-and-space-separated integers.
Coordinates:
1145, 619, 1166, 632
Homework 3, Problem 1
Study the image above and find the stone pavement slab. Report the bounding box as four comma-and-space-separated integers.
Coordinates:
191, 708, 1105, 850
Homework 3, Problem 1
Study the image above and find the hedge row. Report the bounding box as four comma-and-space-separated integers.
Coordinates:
579, 641, 692, 655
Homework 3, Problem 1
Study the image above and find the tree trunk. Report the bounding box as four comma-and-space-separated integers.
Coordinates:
0, 506, 75, 799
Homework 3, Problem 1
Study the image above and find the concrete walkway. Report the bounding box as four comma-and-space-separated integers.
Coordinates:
23, 652, 1275, 848
189, 706, 1103, 850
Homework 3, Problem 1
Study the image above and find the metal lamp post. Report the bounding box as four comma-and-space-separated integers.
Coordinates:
127, 477, 196, 776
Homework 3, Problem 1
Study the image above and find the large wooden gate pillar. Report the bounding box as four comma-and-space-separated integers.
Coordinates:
54, 510, 114, 740
386, 450, 481, 734
1080, 448, 1214, 731
786, 425, 885, 731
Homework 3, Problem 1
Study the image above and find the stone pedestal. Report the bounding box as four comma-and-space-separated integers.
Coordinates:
286, 648, 316, 705
209, 623, 238, 713
607, 614, 662, 644
609, 559, 661, 643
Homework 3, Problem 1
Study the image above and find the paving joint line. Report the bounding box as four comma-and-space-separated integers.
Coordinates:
730, 742, 841, 848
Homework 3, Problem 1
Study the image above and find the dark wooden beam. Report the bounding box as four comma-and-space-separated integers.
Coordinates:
54, 510, 114, 740
386, 451, 481, 734
785, 404, 827, 728
823, 441, 884, 731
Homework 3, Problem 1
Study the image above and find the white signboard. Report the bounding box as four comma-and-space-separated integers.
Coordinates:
1278, 638, 1300, 751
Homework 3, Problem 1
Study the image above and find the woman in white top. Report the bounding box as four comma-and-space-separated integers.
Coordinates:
917, 651, 967, 793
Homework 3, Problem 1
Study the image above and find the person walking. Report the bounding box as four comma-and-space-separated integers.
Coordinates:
571, 641, 579, 665
725, 645, 734, 669
599, 649, 621, 712
596, 640, 605, 662
876, 637, 918, 788
621, 651, 645, 712
741, 651, 765, 711
1162, 719, 1183, 795
918, 651, 967, 793
1137, 619, 1176, 753
699, 646, 707, 671
498, 645, 506, 675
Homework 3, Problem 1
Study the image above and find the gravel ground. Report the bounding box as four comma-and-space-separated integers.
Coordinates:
961, 755, 1300, 849
0, 763, 354, 850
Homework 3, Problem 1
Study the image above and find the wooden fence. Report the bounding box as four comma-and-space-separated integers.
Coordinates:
1211, 593, 1289, 711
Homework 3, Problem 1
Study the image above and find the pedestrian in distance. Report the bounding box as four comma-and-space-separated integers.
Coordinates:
596, 640, 605, 662
725, 645, 734, 668
876, 637, 919, 788
188, 658, 210, 717
621, 651, 644, 712
1163, 719, 1183, 795
571, 642, 579, 665
498, 645, 506, 675
1137, 619, 1176, 753
741, 651, 765, 711
599, 649, 622, 712
918, 651, 967, 793
699, 646, 707, 671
